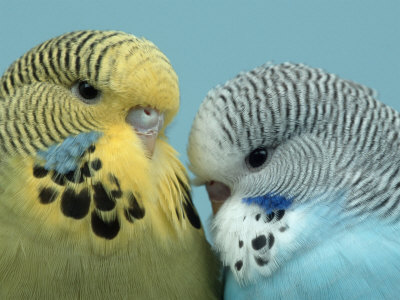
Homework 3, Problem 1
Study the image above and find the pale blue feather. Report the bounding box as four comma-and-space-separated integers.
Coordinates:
37, 131, 102, 174
224, 194, 400, 300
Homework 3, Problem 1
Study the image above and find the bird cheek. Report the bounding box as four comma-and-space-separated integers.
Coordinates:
205, 181, 231, 214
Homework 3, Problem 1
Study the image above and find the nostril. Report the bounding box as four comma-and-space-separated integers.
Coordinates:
205, 181, 231, 214
143, 108, 152, 116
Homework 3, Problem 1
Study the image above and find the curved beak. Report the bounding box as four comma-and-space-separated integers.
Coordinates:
205, 180, 231, 214
135, 131, 158, 157
126, 107, 164, 158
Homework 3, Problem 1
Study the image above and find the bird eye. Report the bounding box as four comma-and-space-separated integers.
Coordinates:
246, 147, 268, 169
71, 81, 101, 103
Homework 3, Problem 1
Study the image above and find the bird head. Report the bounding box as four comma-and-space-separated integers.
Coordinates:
0, 30, 179, 157
188, 63, 380, 214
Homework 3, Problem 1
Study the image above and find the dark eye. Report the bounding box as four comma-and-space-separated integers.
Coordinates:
246, 147, 268, 169
78, 81, 99, 99
72, 81, 101, 103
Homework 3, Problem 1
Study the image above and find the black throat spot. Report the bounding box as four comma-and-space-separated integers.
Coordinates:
91, 211, 120, 240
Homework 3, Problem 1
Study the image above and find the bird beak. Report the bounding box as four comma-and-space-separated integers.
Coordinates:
135, 131, 158, 157
205, 181, 231, 214
126, 107, 164, 158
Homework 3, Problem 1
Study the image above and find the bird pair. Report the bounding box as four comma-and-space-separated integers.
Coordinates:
1, 30, 398, 299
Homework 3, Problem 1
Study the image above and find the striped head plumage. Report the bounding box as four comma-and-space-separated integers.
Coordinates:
0, 30, 203, 247
188, 62, 400, 291
189, 62, 400, 218
0, 30, 179, 153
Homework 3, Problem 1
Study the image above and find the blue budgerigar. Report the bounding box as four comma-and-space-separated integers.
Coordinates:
188, 63, 400, 299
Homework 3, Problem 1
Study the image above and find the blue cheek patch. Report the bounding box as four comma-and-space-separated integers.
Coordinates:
37, 131, 103, 174
242, 193, 293, 213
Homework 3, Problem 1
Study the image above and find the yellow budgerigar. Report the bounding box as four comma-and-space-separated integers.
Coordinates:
0, 30, 221, 299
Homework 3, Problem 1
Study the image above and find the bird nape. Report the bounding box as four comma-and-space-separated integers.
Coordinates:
188, 62, 400, 300
0, 30, 221, 299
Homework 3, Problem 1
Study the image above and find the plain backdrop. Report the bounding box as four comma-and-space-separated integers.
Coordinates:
1, 0, 399, 239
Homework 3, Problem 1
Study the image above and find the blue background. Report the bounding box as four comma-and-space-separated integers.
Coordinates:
1, 0, 399, 238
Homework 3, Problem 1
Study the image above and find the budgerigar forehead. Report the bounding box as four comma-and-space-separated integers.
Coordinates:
0, 30, 179, 120
188, 62, 383, 185
1, 30, 172, 89
191, 63, 377, 153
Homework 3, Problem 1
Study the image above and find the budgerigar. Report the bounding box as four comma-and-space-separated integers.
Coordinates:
188, 63, 400, 299
0, 30, 221, 299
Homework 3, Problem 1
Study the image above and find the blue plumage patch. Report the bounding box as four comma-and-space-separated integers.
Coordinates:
38, 131, 102, 174
242, 193, 293, 213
